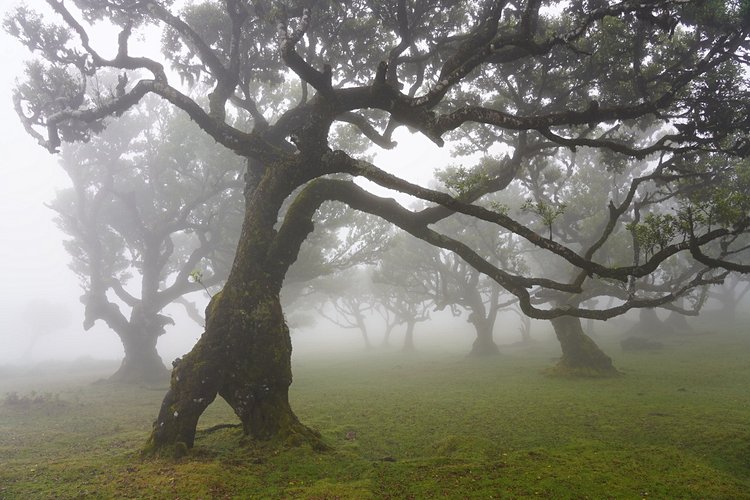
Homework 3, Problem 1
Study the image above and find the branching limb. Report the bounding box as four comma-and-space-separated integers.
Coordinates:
278, 9, 334, 98
336, 112, 397, 149
309, 177, 729, 321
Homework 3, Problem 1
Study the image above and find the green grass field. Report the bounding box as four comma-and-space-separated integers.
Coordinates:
1, 329, 749, 499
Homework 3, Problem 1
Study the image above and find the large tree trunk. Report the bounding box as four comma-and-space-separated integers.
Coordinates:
549, 316, 618, 377
109, 330, 169, 384
632, 307, 674, 335
145, 272, 321, 455
402, 320, 416, 352
468, 315, 500, 356
144, 161, 324, 456
664, 310, 692, 332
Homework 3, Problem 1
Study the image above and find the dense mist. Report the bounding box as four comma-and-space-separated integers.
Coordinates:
2, 0, 749, 497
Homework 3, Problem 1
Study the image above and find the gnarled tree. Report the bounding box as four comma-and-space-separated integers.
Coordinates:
7, 0, 750, 454
49, 98, 244, 383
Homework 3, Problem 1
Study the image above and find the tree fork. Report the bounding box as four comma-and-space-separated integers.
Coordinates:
144, 286, 326, 455
144, 158, 328, 455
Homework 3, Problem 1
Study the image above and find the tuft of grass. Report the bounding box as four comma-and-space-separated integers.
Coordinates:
3, 390, 66, 408
1, 330, 749, 498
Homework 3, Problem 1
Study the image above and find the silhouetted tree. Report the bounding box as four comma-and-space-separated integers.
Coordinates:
373, 234, 435, 351
20, 298, 72, 361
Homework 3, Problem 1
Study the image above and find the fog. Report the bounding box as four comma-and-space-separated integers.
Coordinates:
0, 2, 747, 376
0, 14, 88, 365
0, 6, 190, 366
0, 3, 497, 370
0, 5, 478, 368
0, 42, 746, 374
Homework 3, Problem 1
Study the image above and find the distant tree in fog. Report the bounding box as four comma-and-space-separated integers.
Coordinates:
708, 273, 750, 323
372, 237, 434, 351
20, 298, 72, 361
49, 99, 244, 383
313, 267, 378, 350
9, 0, 750, 453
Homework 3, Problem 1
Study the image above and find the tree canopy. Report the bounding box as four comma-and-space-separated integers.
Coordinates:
7, 0, 750, 452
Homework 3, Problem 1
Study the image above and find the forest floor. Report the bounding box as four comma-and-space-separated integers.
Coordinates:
1, 328, 749, 499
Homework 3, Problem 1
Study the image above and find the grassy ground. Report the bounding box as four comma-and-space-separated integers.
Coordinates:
1, 330, 749, 499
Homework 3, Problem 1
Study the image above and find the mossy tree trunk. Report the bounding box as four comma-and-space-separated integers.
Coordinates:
147, 284, 318, 451
145, 158, 324, 454
550, 316, 618, 376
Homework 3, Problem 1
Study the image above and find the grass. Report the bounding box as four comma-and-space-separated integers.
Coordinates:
1, 330, 749, 498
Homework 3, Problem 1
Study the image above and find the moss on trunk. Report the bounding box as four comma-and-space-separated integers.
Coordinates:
144, 285, 326, 456
549, 316, 619, 377
142, 152, 332, 456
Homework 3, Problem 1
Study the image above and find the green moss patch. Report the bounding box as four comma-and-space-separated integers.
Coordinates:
2, 331, 750, 498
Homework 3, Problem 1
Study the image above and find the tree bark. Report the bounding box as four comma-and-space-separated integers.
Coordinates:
631, 308, 674, 336
467, 315, 500, 356
549, 316, 618, 377
109, 330, 169, 384
145, 264, 322, 455
144, 161, 325, 455
402, 320, 416, 352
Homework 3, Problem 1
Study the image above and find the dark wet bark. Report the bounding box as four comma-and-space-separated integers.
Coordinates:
146, 286, 319, 453
549, 316, 618, 377
144, 159, 326, 455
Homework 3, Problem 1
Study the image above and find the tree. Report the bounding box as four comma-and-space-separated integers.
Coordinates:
49, 98, 244, 383
8, 0, 750, 454
709, 272, 750, 323
373, 234, 435, 351
19, 298, 72, 361
312, 267, 378, 350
